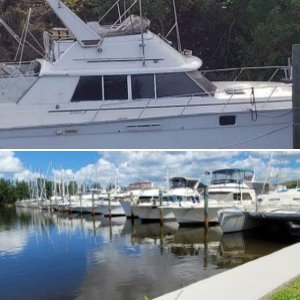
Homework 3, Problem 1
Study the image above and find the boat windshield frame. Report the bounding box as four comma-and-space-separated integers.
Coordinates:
211, 169, 254, 185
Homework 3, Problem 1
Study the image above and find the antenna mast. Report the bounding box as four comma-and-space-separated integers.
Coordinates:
172, 0, 182, 53
139, 0, 145, 66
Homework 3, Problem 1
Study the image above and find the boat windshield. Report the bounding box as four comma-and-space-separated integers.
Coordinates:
211, 169, 254, 184
187, 71, 217, 96
170, 178, 187, 189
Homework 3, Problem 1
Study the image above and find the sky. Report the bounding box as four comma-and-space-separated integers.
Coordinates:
0, 151, 300, 187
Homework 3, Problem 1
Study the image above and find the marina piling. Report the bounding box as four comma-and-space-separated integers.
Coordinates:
108, 192, 112, 219
159, 190, 163, 226
292, 44, 300, 149
130, 192, 135, 224
92, 190, 95, 216
204, 187, 209, 228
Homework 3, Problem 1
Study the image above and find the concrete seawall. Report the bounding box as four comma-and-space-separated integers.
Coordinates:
155, 242, 300, 300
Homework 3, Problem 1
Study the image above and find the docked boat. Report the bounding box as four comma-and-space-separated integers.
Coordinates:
173, 169, 258, 225
132, 177, 201, 221
218, 187, 300, 233
0, 0, 292, 149
92, 191, 125, 216
131, 188, 164, 221
119, 181, 157, 217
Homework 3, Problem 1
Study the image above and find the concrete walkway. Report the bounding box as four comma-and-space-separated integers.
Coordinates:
155, 243, 300, 300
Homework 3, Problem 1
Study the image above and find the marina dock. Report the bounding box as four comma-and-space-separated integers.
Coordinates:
155, 242, 300, 300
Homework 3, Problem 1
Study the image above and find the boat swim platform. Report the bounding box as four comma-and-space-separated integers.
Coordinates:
154, 242, 300, 300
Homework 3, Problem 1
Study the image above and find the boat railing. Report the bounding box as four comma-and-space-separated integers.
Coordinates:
89, 82, 292, 122
201, 65, 291, 82
0, 61, 40, 78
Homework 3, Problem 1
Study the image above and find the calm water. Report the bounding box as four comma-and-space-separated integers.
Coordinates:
0, 207, 296, 300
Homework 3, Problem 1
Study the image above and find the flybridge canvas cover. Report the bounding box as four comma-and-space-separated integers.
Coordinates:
87, 15, 151, 37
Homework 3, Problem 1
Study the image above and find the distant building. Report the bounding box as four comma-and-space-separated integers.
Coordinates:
128, 181, 154, 190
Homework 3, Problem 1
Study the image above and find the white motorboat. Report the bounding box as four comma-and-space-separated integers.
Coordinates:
218, 208, 260, 233
119, 181, 157, 217
173, 169, 257, 225
131, 188, 166, 221
0, 0, 292, 149
218, 187, 300, 233
133, 177, 201, 221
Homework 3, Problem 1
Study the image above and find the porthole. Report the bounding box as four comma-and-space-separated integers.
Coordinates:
219, 115, 236, 126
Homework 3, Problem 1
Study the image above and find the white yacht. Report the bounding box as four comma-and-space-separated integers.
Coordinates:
173, 169, 257, 225
119, 181, 157, 217
218, 186, 300, 233
131, 188, 164, 221
0, 0, 292, 149
93, 191, 125, 216
132, 177, 201, 221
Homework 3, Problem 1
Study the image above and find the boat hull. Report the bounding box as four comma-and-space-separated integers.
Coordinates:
119, 200, 133, 218
218, 209, 260, 233
132, 205, 175, 221
0, 111, 292, 149
172, 206, 222, 225
96, 203, 125, 216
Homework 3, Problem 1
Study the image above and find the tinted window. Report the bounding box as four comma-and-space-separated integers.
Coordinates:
156, 72, 204, 98
72, 76, 102, 101
219, 115, 236, 126
104, 75, 128, 100
242, 193, 252, 200
132, 74, 155, 99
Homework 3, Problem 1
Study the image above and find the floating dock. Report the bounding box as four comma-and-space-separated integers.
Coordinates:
155, 242, 300, 300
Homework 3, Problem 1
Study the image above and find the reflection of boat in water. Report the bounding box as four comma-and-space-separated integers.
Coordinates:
170, 227, 222, 257
217, 231, 290, 267
131, 221, 179, 243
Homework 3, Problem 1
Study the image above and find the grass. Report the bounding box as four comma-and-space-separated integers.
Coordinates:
269, 277, 300, 300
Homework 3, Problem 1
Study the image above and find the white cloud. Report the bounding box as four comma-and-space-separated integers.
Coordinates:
0, 151, 23, 173
13, 169, 42, 182
6, 151, 300, 188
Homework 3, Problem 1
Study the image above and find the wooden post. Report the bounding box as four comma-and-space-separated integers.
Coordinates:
293, 44, 300, 149
204, 186, 209, 228
92, 189, 95, 216
79, 192, 82, 215
159, 190, 163, 226
130, 192, 134, 224
108, 192, 112, 219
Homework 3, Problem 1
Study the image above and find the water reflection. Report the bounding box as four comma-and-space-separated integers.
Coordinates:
0, 208, 294, 300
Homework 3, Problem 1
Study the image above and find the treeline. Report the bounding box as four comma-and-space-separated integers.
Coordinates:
0, 179, 29, 206
1, 0, 300, 68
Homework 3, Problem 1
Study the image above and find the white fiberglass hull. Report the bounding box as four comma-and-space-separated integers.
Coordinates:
172, 205, 223, 224
218, 209, 260, 233
132, 205, 175, 221
96, 203, 125, 216
0, 111, 292, 149
119, 200, 133, 217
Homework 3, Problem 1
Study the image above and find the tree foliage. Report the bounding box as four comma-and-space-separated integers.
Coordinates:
1, 0, 300, 67
0, 179, 29, 206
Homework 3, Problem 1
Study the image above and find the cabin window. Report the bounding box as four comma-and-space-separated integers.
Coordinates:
156, 72, 205, 98
219, 115, 236, 126
242, 193, 252, 200
132, 74, 155, 99
104, 75, 128, 100
71, 76, 103, 101
233, 193, 241, 201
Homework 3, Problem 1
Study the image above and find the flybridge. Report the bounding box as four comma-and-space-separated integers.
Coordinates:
46, 0, 102, 47
46, 0, 150, 46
